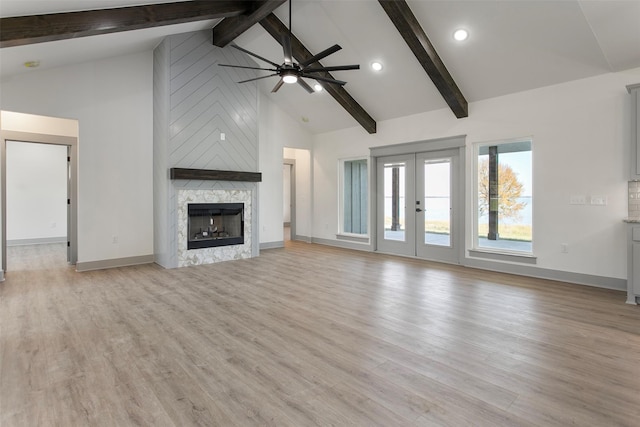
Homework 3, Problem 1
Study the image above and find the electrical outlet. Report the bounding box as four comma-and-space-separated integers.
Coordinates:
561, 243, 568, 253
51, 222, 56, 228
112, 236, 118, 244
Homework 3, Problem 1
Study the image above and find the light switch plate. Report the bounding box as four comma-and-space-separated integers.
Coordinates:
590, 196, 607, 206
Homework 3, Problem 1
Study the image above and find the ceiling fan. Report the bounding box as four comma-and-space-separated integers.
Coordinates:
218, 0, 359, 94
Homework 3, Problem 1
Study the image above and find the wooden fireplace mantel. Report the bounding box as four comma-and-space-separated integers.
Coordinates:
170, 168, 262, 182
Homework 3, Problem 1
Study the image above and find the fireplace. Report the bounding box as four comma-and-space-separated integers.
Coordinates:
176, 188, 253, 267
187, 203, 244, 249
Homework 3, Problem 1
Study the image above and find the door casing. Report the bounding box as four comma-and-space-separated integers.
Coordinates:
1, 131, 78, 273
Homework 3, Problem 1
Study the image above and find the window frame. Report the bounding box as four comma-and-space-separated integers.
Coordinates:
338, 157, 369, 238
472, 138, 535, 261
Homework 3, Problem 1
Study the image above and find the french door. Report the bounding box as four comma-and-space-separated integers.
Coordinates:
376, 149, 461, 264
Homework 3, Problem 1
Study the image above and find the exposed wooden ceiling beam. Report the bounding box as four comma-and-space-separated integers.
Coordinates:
259, 13, 377, 134
213, 0, 287, 47
0, 1, 251, 48
378, 0, 468, 118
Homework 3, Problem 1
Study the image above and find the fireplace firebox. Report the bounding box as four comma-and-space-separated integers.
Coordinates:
187, 203, 244, 249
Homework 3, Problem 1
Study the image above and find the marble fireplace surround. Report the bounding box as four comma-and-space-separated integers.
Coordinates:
177, 189, 252, 267
171, 169, 262, 268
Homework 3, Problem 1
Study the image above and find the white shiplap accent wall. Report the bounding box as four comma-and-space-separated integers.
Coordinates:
154, 30, 259, 268
168, 31, 258, 170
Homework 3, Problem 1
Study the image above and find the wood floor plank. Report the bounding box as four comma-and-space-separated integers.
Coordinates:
1, 242, 640, 426
372, 359, 536, 427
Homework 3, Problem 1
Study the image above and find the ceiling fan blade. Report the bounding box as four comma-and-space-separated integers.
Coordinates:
230, 44, 280, 68
303, 65, 360, 73
282, 35, 294, 65
299, 44, 342, 67
297, 78, 315, 94
219, 64, 278, 72
302, 73, 347, 86
271, 79, 285, 93
237, 73, 279, 84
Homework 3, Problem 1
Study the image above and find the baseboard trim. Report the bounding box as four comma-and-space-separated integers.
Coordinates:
312, 237, 373, 252
294, 234, 312, 243
309, 238, 625, 292
7, 236, 66, 246
0, 270, 4, 281
260, 241, 284, 250
76, 254, 155, 272
464, 257, 626, 291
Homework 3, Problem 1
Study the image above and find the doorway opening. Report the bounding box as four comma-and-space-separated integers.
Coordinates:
5, 141, 70, 270
1, 132, 78, 276
283, 159, 295, 242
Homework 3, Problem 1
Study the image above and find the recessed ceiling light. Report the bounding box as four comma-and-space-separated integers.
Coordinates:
453, 29, 468, 41
24, 60, 40, 68
371, 61, 383, 72
314, 83, 323, 92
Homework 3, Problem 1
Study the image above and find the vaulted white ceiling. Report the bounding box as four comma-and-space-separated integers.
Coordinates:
1, 0, 639, 134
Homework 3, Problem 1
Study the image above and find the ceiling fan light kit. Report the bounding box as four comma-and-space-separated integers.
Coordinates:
282, 72, 298, 84
218, 0, 359, 94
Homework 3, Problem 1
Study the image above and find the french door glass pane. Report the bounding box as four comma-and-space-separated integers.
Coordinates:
384, 162, 405, 241
424, 160, 451, 246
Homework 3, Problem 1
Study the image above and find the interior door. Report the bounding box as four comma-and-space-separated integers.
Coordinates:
376, 149, 461, 264
376, 154, 415, 256
415, 150, 459, 263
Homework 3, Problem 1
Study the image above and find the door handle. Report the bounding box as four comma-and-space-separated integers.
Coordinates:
416, 208, 423, 212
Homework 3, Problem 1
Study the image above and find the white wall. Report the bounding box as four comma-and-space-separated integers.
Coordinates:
6, 141, 67, 242
258, 93, 312, 245
0, 52, 154, 263
313, 68, 640, 281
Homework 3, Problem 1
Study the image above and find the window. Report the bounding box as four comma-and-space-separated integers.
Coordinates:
475, 139, 532, 254
340, 159, 368, 235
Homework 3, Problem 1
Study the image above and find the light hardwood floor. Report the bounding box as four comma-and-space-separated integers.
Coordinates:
1, 242, 640, 426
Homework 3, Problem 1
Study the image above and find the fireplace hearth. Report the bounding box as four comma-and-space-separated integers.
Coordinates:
188, 203, 244, 249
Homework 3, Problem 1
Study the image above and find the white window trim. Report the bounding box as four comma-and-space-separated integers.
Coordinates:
472, 137, 534, 261
338, 157, 369, 238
